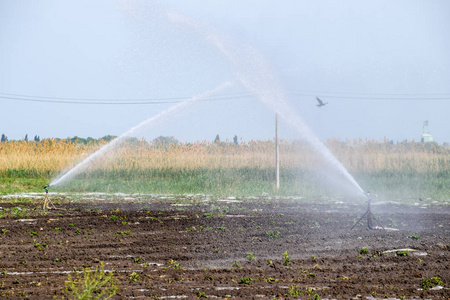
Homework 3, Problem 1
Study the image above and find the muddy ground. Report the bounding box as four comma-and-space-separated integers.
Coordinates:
0, 195, 449, 299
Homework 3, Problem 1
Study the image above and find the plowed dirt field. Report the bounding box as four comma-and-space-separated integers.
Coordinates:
0, 195, 448, 299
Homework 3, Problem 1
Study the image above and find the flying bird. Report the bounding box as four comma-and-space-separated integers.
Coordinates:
316, 97, 328, 107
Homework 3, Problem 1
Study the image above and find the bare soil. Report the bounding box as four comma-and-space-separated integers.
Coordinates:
0, 196, 449, 299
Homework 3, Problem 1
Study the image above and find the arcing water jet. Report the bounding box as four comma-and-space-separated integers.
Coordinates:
168, 12, 365, 198
50, 82, 233, 188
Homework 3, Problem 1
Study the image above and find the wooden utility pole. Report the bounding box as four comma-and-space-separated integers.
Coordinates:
275, 114, 280, 190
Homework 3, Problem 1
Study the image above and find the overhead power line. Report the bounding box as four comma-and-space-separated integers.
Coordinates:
1, 90, 450, 105
0, 93, 252, 105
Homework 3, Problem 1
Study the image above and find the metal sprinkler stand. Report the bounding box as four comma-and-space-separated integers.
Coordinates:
43, 185, 56, 211
351, 192, 385, 230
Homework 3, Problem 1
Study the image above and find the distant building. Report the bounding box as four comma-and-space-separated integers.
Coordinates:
421, 120, 434, 143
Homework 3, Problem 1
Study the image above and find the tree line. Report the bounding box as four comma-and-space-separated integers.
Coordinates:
0, 134, 240, 145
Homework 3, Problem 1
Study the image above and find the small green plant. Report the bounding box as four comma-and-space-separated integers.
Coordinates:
54, 227, 62, 231
34, 242, 48, 250
129, 272, 141, 282
232, 261, 242, 269
247, 252, 256, 261
282, 251, 290, 266
216, 226, 228, 230
197, 291, 207, 298
202, 213, 215, 218
266, 230, 281, 239
69, 223, 75, 227
360, 248, 369, 254
311, 255, 317, 261
420, 276, 443, 290
287, 284, 301, 296
409, 233, 420, 240
30, 231, 38, 236
64, 262, 118, 300
396, 251, 409, 257
109, 215, 118, 221
1, 229, 9, 234
115, 230, 130, 236
310, 220, 320, 228
239, 277, 254, 285
309, 294, 321, 300
204, 275, 213, 281
307, 272, 316, 278
133, 257, 141, 264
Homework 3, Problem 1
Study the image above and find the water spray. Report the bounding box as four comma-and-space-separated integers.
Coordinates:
351, 191, 385, 230
49, 82, 233, 188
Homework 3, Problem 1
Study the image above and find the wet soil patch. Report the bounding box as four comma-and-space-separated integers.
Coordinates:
0, 198, 448, 299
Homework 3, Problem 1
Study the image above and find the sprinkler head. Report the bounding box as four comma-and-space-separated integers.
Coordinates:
43, 185, 50, 193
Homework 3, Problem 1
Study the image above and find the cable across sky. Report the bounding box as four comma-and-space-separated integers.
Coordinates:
1, 90, 450, 105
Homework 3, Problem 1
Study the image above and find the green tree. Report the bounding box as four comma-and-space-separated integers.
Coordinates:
233, 135, 238, 145
1, 134, 7, 142
34, 135, 40, 142
153, 136, 179, 145
24, 134, 28, 142
214, 134, 220, 143
101, 135, 117, 142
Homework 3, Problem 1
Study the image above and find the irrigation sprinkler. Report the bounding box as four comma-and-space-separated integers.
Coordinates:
43, 185, 56, 211
351, 191, 385, 230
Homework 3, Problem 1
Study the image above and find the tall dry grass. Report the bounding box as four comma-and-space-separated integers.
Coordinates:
1, 138, 449, 178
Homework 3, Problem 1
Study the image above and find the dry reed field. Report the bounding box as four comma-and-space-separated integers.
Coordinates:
1, 138, 449, 176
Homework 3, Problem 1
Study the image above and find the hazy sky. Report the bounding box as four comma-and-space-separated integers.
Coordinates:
1, 0, 449, 143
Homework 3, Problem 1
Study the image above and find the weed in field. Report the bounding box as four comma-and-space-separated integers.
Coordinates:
1, 229, 9, 234
232, 261, 242, 269
109, 215, 118, 221
282, 251, 290, 266
420, 276, 443, 290
115, 230, 130, 236
310, 220, 320, 228
217, 226, 228, 230
396, 251, 409, 257
65, 261, 118, 300
287, 284, 301, 296
133, 257, 141, 264
409, 233, 420, 240
239, 277, 255, 285
360, 248, 369, 255
129, 272, 141, 282
197, 292, 207, 298
266, 230, 280, 239
247, 252, 256, 261
167, 259, 181, 269
34, 242, 48, 250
